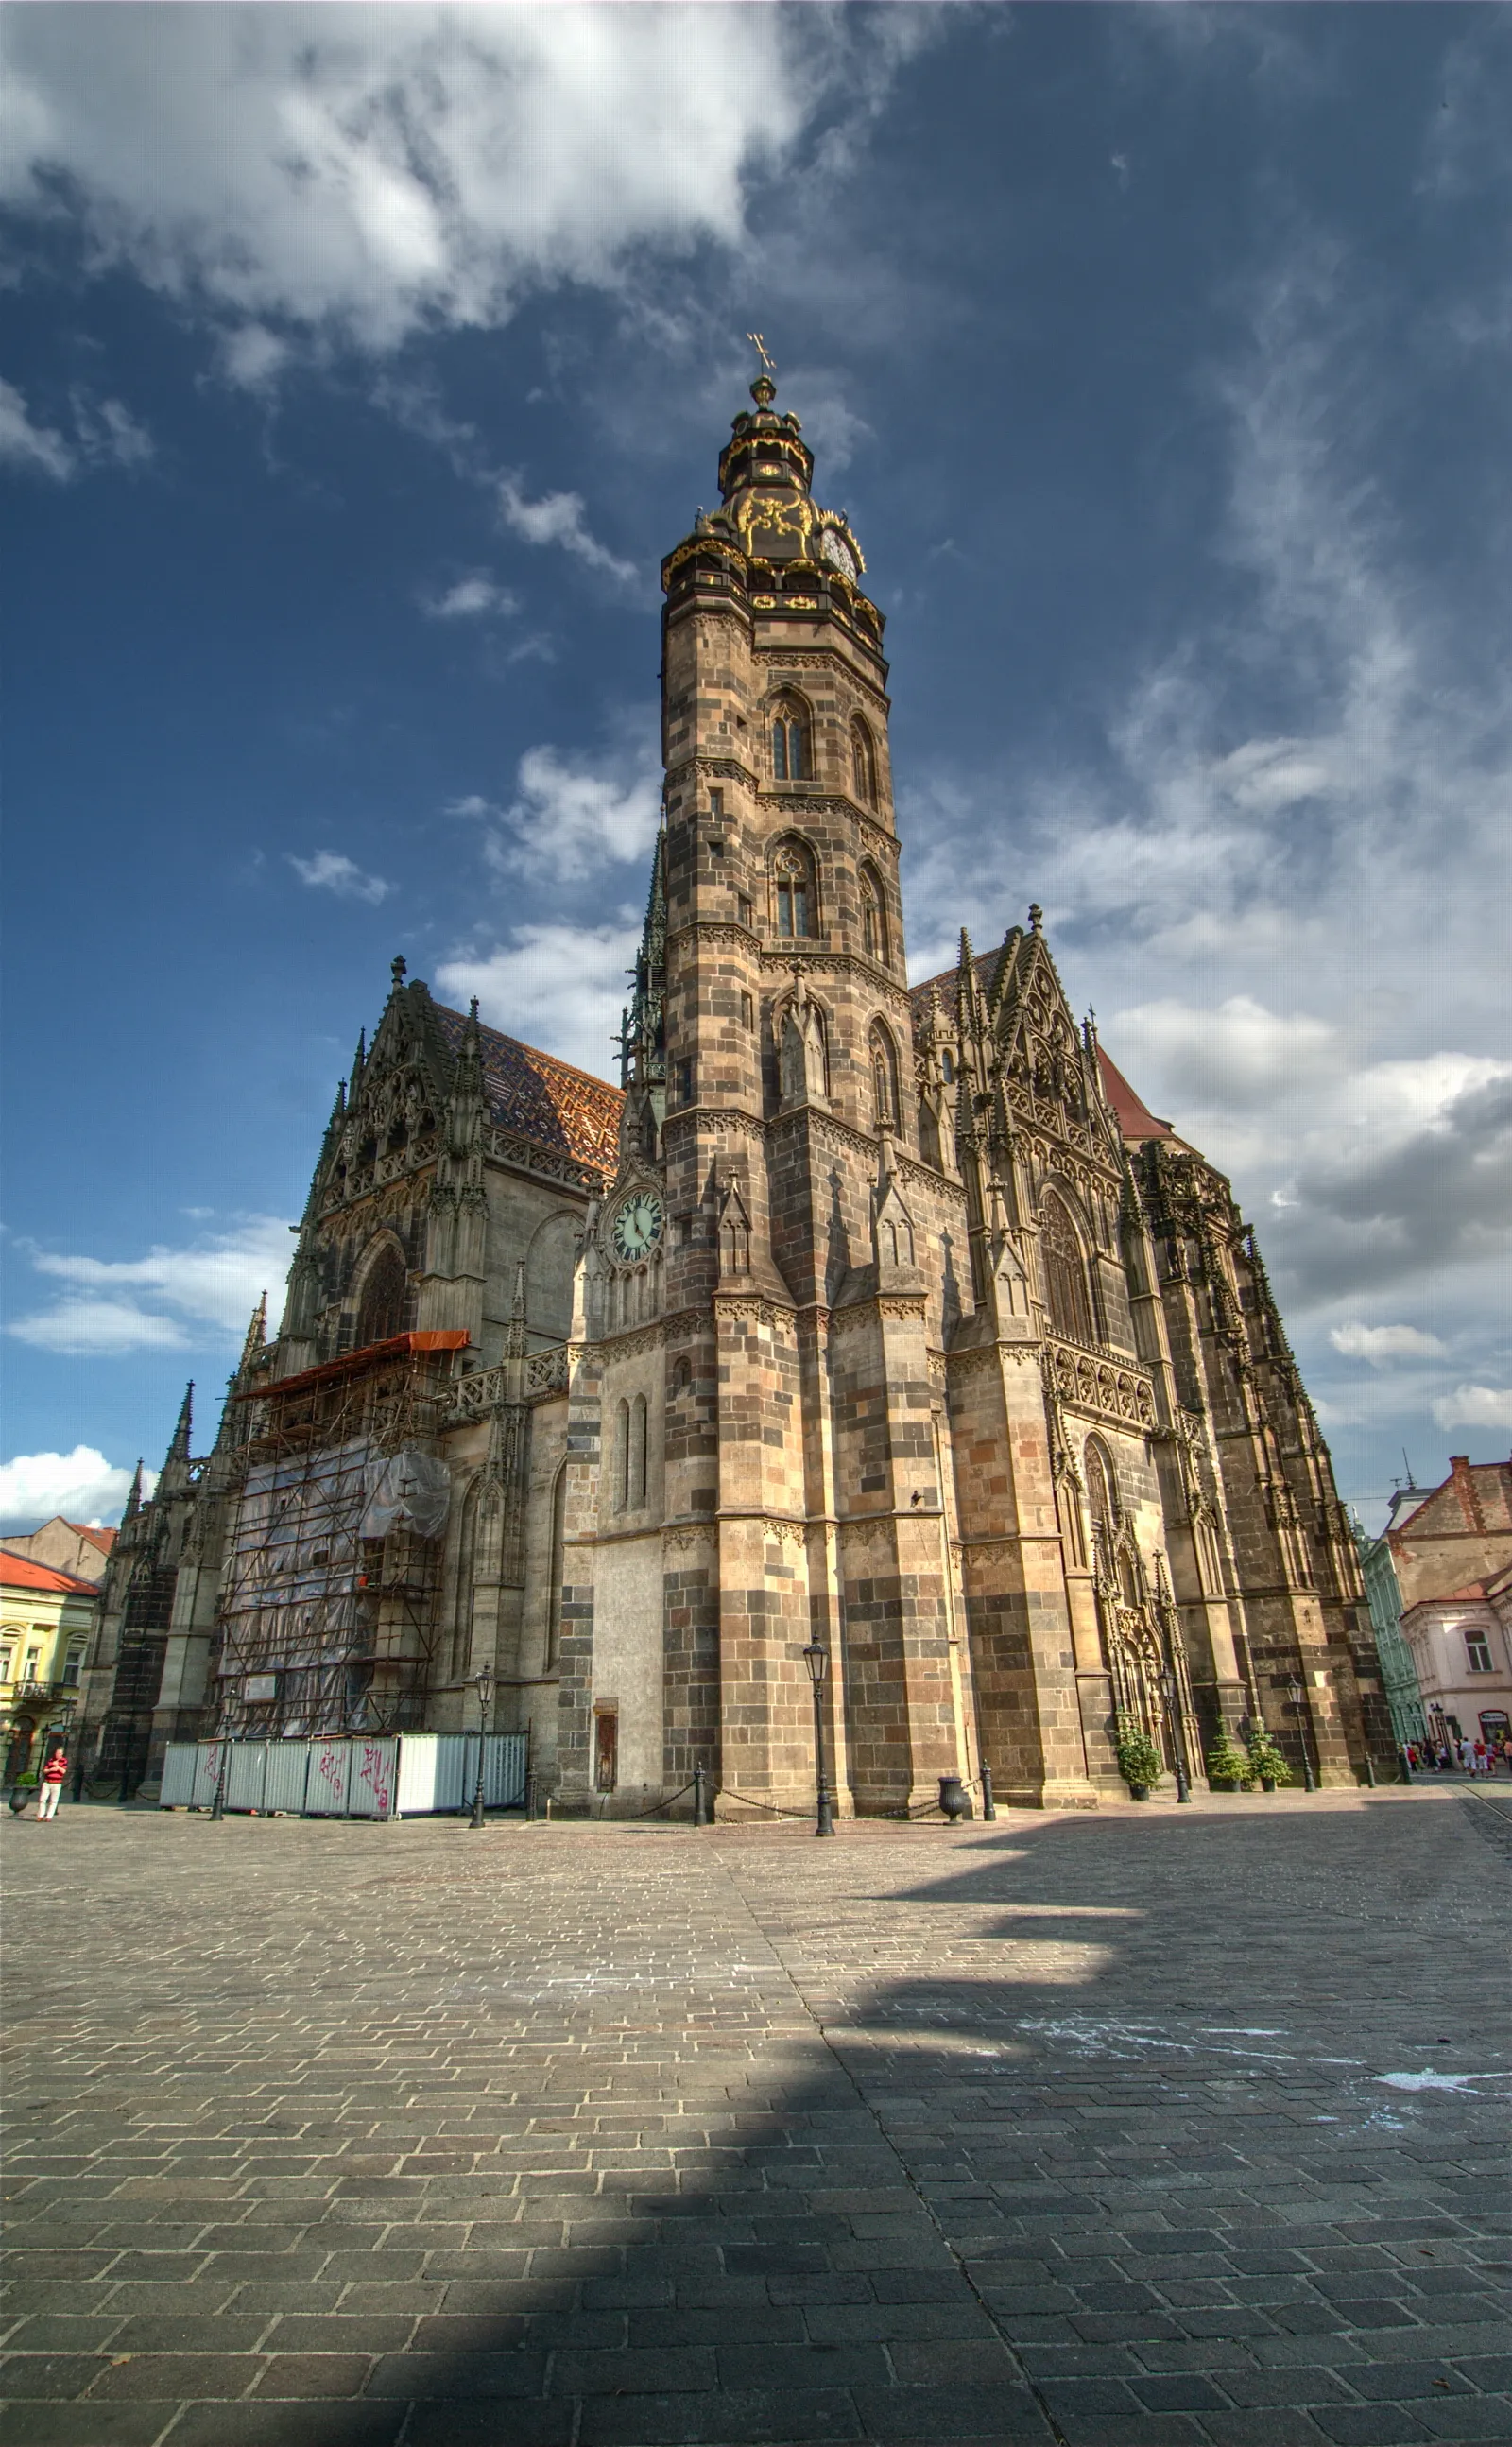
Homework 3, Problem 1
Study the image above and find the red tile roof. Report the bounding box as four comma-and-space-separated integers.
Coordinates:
0, 1552, 101, 1597
65, 1523, 117, 1557
431, 1003, 622, 1180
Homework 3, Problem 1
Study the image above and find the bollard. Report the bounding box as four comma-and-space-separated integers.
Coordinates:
524, 1769, 537, 1822
1362, 1754, 1376, 1787
980, 1766, 996, 1821
693, 1763, 711, 1826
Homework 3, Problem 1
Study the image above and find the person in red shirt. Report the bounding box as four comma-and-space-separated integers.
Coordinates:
36, 1748, 68, 1820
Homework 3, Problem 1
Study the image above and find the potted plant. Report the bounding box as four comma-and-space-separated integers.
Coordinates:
1113, 1715, 1163, 1800
1206, 1732, 1252, 1793
1246, 1728, 1293, 1792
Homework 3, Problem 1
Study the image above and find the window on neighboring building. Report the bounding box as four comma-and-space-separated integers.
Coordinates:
1041, 1189, 1095, 1346
772, 838, 816, 939
23, 1647, 41, 1684
771, 694, 811, 782
61, 1648, 83, 1688
1466, 1630, 1494, 1673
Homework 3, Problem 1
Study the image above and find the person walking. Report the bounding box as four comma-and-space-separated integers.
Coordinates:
36, 1748, 68, 1821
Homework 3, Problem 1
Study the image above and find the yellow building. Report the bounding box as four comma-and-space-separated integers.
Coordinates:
0, 1551, 98, 1783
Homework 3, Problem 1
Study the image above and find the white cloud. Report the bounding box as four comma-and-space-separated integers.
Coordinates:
0, 1447, 158, 1534
0, 8, 903, 351
1329, 1322, 1447, 1366
217, 321, 290, 392
421, 573, 518, 621
497, 478, 635, 585
9, 1217, 291, 1358
71, 390, 153, 469
482, 743, 662, 886
1432, 1385, 1512, 1432
438, 921, 639, 1081
0, 373, 73, 478
287, 850, 390, 905
1111, 995, 1340, 1111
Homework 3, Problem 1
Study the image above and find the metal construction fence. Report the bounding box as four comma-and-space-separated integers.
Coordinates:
160, 1732, 528, 1819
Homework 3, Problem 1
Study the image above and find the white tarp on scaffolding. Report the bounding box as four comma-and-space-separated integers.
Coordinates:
360, 1446, 451, 1542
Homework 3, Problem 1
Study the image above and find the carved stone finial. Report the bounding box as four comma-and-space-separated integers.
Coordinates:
391, 954, 408, 989
1028, 903, 1043, 932
470, 996, 479, 1022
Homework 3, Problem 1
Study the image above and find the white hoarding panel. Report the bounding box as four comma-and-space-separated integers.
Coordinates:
349, 1737, 397, 1818
159, 1744, 197, 1807
263, 1743, 312, 1815
305, 1741, 352, 1815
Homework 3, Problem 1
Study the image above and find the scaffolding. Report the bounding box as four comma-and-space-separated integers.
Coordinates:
213, 1332, 466, 1739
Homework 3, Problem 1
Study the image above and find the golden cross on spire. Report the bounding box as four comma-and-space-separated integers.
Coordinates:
747, 331, 776, 375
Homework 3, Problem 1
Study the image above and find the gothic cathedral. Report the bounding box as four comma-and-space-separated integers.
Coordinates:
86, 375, 1396, 1808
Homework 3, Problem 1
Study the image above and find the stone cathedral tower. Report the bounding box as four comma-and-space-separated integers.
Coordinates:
554, 369, 1391, 1816
88, 369, 1393, 1810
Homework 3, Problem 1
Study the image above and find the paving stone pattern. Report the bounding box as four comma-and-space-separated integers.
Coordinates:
2, 1784, 1509, 2447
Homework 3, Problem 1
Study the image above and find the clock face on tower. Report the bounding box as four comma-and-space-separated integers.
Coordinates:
610, 1188, 665, 1262
819, 525, 859, 581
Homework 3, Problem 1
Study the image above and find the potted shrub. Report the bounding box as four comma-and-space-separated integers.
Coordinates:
1246, 1729, 1293, 1792
1114, 1715, 1162, 1800
1206, 1732, 1252, 1792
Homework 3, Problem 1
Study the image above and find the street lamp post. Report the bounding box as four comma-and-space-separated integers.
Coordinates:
800, 1642, 836, 1838
1286, 1678, 1317, 1791
469, 1664, 495, 1829
1160, 1670, 1192, 1804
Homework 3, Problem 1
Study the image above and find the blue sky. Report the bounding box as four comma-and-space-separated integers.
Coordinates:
2, 3, 1509, 1534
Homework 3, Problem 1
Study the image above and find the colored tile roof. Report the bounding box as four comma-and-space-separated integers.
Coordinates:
0, 1551, 101, 1597
432, 1002, 622, 1180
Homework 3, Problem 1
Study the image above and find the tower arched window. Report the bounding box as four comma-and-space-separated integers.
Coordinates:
772, 837, 816, 939
771, 694, 811, 783
355, 1240, 406, 1349
1041, 1190, 1094, 1346
615, 1398, 630, 1512
630, 1393, 648, 1509
851, 718, 877, 807
450, 1474, 481, 1677
869, 1022, 900, 1130
545, 1465, 568, 1669
860, 863, 887, 964
1086, 1439, 1119, 1553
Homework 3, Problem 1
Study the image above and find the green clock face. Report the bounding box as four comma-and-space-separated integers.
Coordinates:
610, 1189, 665, 1262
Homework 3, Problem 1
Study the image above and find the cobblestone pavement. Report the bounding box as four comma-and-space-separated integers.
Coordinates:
2, 1784, 1509, 2447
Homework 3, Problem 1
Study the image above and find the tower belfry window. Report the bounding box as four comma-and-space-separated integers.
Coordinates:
773, 840, 816, 939
771, 695, 810, 783
851, 719, 877, 807
860, 865, 887, 964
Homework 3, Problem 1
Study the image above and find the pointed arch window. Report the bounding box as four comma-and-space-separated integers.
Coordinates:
615, 1399, 630, 1512
851, 718, 877, 807
545, 1465, 568, 1669
355, 1240, 406, 1349
451, 1474, 480, 1678
1086, 1438, 1118, 1553
771, 694, 811, 783
630, 1393, 648, 1509
869, 1022, 900, 1129
860, 863, 887, 964
772, 837, 816, 939
1041, 1190, 1094, 1346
